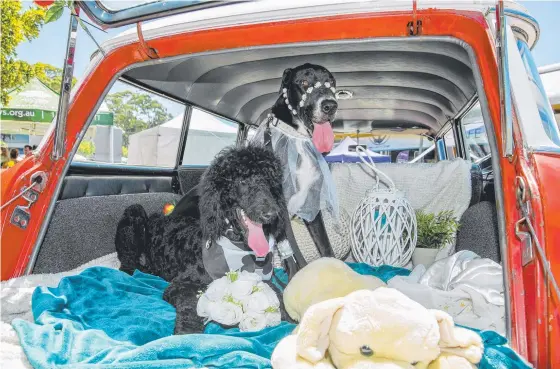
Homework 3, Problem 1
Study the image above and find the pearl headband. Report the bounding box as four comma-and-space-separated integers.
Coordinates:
277, 81, 337, 116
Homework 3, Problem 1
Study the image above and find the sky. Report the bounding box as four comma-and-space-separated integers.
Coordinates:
14, 0, 560, 117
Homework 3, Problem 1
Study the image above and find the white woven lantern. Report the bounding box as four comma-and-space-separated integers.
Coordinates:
350, 147, 417, 267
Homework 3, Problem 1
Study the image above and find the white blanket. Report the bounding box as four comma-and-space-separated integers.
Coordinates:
0, 253, 121, 369
388, 251, 505, 334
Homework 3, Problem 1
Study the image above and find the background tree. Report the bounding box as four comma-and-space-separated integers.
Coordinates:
105, 91, 173, 146
77, 140, 95, 158
34, 62, 77, 92
1, 1, 46, 105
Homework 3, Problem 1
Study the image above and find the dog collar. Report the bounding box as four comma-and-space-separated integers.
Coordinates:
280, 81, 337, 116
265, 114, 311, 139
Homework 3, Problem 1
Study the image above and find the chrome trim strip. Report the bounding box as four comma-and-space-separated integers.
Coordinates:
78, 0, 241, 28
496, 2, 514, 158
52, 7, 80, 160
175, 105, 193, 168
532, 146, 560, 155
538, 63, 560, 74
462, 34, 512, 340
455, 94, 479, 121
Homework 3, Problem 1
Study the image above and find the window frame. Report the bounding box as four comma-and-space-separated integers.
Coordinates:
69, 77, 248, 173
458, 99, 492, 165
179, 105, 243, 168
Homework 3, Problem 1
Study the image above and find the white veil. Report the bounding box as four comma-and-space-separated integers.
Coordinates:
251, 117, 339, 223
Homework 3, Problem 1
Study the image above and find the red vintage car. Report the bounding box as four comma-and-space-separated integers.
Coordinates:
1, 1, 558, 367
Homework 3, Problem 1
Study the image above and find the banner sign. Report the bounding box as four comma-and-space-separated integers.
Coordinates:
1, 108, 55, 123
1, 108, 114, 126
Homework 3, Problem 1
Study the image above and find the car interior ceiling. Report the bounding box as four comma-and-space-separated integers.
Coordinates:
32, 37, 500, 275
123, 38, 476, 135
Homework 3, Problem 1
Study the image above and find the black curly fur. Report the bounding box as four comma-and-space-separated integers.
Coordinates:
115, 144, 290, 334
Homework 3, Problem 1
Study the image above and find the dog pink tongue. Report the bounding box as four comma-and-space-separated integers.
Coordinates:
312, 122, 334, 153
246, 218, 269, 257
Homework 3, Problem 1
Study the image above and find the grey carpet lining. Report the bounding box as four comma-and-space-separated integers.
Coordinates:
33, 193, 181, 274
455, 201, 501, 263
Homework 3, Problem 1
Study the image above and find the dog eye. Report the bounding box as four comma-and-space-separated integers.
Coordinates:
360, 345, 373, 357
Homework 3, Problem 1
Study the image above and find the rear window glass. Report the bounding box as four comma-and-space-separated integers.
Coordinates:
443, 129, 457, 160
517, 39, 560, 145
73, 81, 184, 167
330, 134, 435, 163
461, 102, 490, 162
181, 108, 238, 166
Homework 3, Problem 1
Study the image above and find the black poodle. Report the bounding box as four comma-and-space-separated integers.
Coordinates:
115, 144, 293, 334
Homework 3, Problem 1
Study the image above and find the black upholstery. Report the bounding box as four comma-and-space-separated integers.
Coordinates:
455, 201, 501, 263
177, 168, 205, 195
469, 163, 483, 206
59, 176, 175, 200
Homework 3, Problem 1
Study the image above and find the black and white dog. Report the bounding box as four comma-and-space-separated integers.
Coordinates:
255, 63, 339, 261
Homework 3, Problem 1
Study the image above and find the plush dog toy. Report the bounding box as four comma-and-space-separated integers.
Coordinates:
272, 288, 483, 369
283, 258, 386, 321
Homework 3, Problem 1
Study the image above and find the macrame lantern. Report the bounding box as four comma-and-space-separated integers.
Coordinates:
350, 147, 417, 267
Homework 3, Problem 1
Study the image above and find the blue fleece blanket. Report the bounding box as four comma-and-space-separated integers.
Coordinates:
12, 264, 531, 369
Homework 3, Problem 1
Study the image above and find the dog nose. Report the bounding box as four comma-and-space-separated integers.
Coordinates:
321, 99, 338, 114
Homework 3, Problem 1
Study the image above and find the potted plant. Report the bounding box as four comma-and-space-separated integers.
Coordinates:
412, 210, 460, 267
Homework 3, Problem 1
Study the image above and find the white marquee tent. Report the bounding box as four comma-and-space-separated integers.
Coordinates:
127, 108, 238, 167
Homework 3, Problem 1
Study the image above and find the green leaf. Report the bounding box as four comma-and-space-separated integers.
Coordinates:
45, 3, 64, 24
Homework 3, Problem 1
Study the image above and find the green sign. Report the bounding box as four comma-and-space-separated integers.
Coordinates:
92, 112, 114, 126
1, 108, 55, 123
1, 108, 114, 126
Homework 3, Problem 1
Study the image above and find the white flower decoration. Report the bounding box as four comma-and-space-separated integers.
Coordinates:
238, 271, 262, 282
260, 283, 280, 308
230, 279, 255, 301
239, 311, 268, 332
243, 291, 271, 314
196, 294, 214, 318
210, 300, 243, 326
205, 277, 231, 301
265, 311, 281, 327
196, 272, 281, 332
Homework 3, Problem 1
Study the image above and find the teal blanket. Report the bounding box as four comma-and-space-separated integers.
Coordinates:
12, 264, 531, 369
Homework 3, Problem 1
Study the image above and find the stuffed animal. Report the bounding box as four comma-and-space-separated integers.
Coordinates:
272, 288, 483, 369
283, 258, 386, 321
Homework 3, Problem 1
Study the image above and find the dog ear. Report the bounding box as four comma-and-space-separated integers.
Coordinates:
279, 68, 293, 94
198, 181, 228, 242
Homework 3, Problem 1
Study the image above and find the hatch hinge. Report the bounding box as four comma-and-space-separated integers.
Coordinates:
136, 22, 159, 59
514, 176, 560, 300
407, 0, 422, 36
